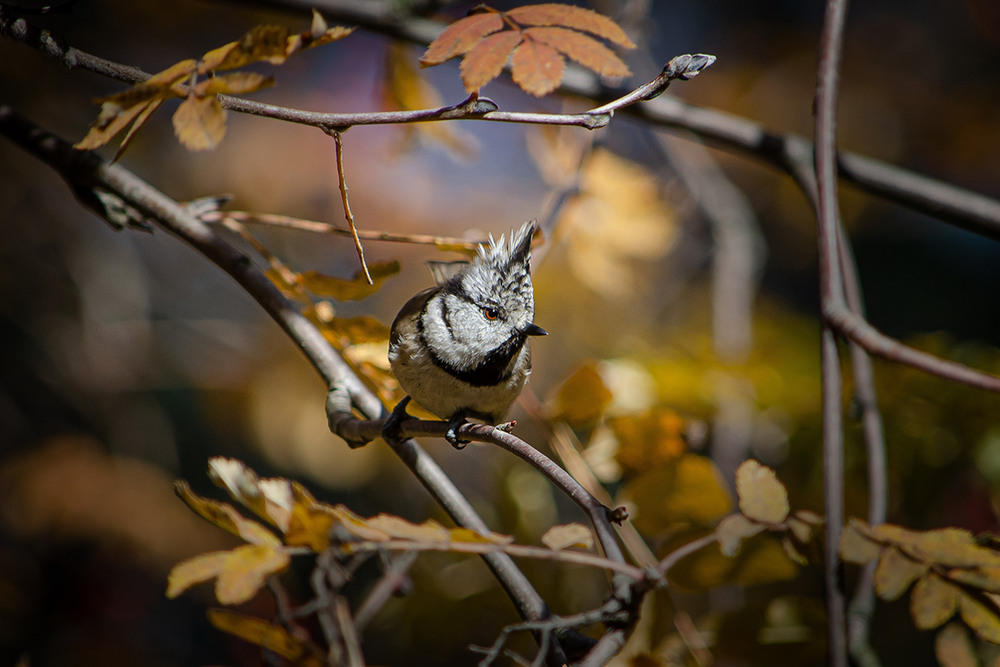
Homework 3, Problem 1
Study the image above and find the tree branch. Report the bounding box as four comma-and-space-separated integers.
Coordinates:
0, 104, 566, 665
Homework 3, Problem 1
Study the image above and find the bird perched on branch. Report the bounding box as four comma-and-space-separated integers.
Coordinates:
385, 221, 547, 447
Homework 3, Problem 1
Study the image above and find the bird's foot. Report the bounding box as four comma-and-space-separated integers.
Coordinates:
381, 396, 412, 442
445, 413, 471, 449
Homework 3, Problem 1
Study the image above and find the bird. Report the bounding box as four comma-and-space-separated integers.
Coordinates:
385, 221, 547, 447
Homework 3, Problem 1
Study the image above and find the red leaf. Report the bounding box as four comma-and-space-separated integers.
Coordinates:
459, 30, 523, 93
507, 3, 635, 48
510, 38, 565, 97
525, 26, 630, 78
420, 11, 505, 66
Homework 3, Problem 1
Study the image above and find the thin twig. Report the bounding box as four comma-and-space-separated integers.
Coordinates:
203, 210, 483, 250
815, 1, 850, 663
354, 551, 418, 631
327, 129, 372, 284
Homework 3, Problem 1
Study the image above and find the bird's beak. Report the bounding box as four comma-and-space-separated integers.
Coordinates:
523, 323, 548, 336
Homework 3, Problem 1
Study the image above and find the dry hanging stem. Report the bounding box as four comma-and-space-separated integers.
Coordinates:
327, 128, 372, 284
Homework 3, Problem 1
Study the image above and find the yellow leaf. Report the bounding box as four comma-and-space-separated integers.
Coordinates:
911, 573, 960, 630
947, 566, 1000, 594
166, 544, 289, 604
174, 481, 281, 546
207, 609, 322, 665
319, 315, 390, 346
546, 361, 613, 426
195, 72, 275, 96
715, 513, 765, 557
207, 458, 293, 531
75, 100, 153, 151
199, 25, 293, 72
910, 528, 1000, 568
935, 623, 978, 667
367, 514, 451, 542
167, 550, 231, 599
541, 523, 594, 551
788, 510, 823, 544
625, 454, 733, 534
874, 546, 927, 601
299, 260, 400, 301
609, 408, 687, 475
735, 459, 789, 524
958, 590, 1000, 643
215, 544, 290, 604
839, 518, 882, 565
173, 95, 227, 151
112, 98, 164, 161
447, 527, 515, 546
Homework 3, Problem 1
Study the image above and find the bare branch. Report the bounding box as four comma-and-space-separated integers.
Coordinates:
326, 129, 372, 283
815, 0, 850, 663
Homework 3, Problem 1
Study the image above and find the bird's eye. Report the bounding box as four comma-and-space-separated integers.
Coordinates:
483, 307, 500, 320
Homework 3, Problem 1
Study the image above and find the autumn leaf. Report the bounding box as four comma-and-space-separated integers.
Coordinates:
873, 546, 928, 600
839, 518, 882, 564
194, 72, 275, 96
173, 95, 227, 151
958, 591, 1000, 643
174, 481, 281, 546
541, 523, 594, 551
505, 3, 635, 48
625, 453, 732, 534
509, 37, 565, 96
420, 10, 505, 65
912, 573, 961, 630
421, 2, 634, 96
715, 513, 765, 557
546, 361, 613, 426
610, 408, 687, 475
208, 609, 323, 666
459, 30, 524, 93
935, 623, 978, 667
299, 260, 400, 301
735, 459, 789, 524
167, 544, 290, 604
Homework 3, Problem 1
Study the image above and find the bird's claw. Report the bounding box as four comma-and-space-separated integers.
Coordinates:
381, 396, 412, 442
446, 414, 470, 449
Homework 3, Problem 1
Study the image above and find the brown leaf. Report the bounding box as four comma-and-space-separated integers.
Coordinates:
839, 518, 882, 565
541, 523, 594, 551
958, 590, 1000, 643
173, 95, 227, 151
287, 24, 355, 55
207, 609, 322, 666
525, 26, 630, 78
299, 260, 400, 301
420, 10, 505, 66
195, 72, 275, 96
715, 513, 765, 557
199, 25, 293, 73
734, 459, 789, 524
510, 37, 565, 96
874, 546, 928, 600
935, 623, 978, 667
460, 30, 523, 93
506, 3, 636, 48
112, 98, 164, 161
174, 481, 280, 546
75, 100, 153, 151
911, 573, 960, 630
546, 361, 612, 426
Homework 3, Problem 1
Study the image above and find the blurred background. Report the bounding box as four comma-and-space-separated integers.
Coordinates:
2, 0, 1000, 664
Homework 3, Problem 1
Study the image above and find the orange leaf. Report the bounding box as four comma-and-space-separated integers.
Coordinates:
510, 38, 565, 97
525, 26, 630, 78
506, 3, 636, 48
207, 609, 322, 666
420, 11, 505, 66
144, 58, 199, 87
459, 30, 523, 93
173, 95, 227, 151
